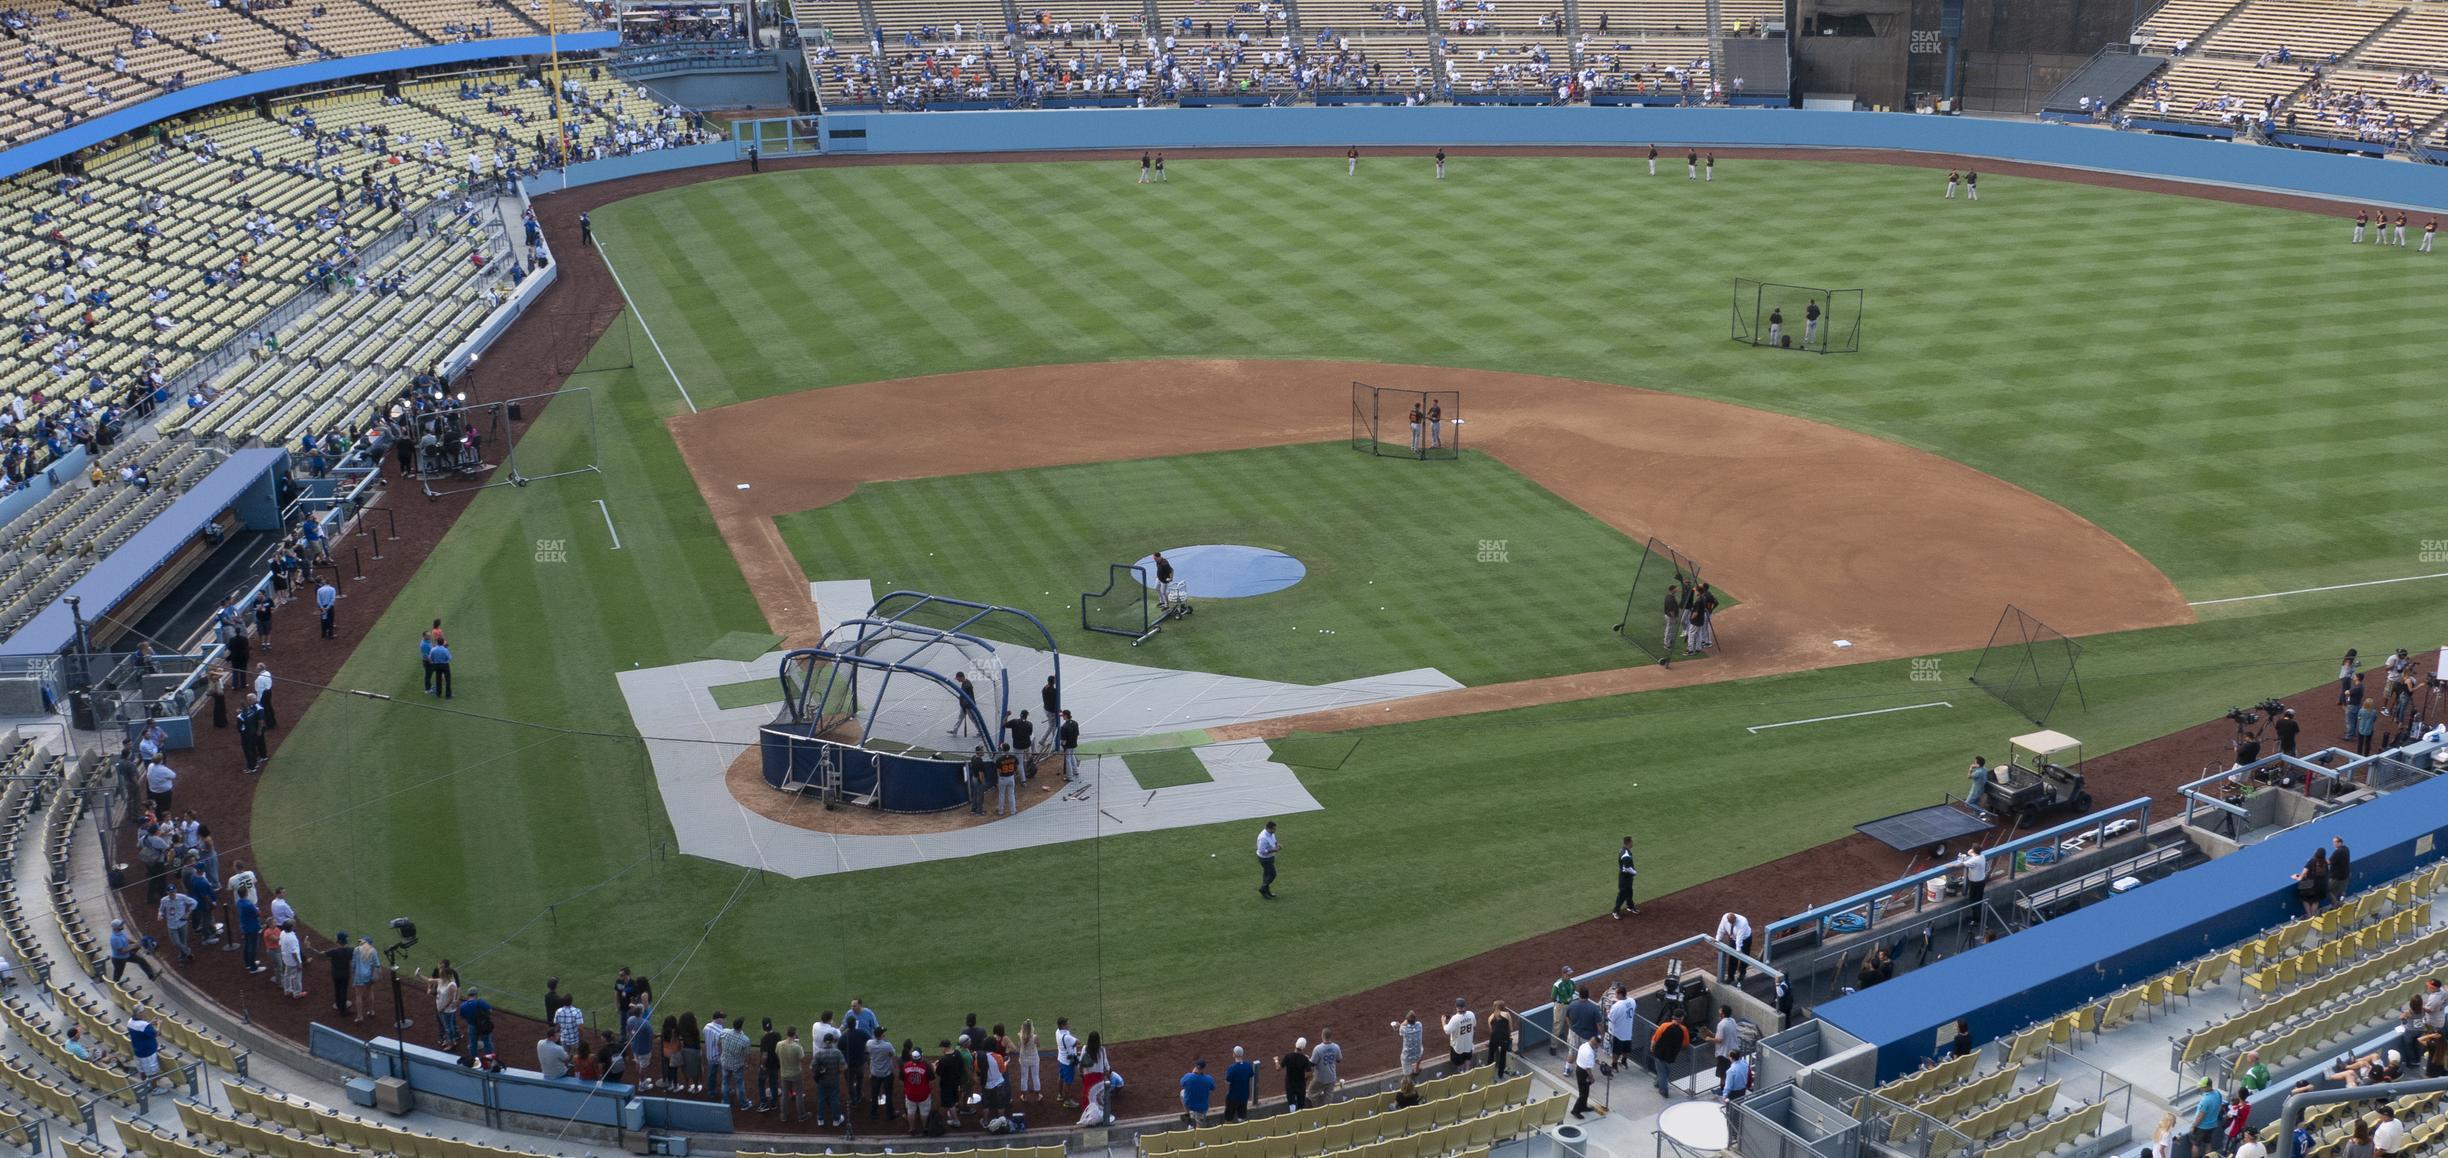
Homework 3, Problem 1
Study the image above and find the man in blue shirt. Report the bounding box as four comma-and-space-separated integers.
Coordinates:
429, 642, 453, 698
2189, 1079, 2224, 1154
316, 581, 337, 639
459, 988, 495, 1056
108, 918, 159, 982
1223, 1046, 1256, 1121
1719, 1049, 1751, 1101
128, 1007, 162, 1085
236, 892, 263, 973
1179, 1059, 1216, 1127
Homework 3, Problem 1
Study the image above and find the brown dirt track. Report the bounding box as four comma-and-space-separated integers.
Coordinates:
122, 144, 2382, 1138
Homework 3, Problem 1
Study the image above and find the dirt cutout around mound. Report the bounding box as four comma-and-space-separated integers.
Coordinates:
670, 358, 2193, 736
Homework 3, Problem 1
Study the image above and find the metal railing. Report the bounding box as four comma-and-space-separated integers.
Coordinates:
1762, 796, 2155, 965
2035, 1043, 2133, 1127
1791, 1068, 1972, 1158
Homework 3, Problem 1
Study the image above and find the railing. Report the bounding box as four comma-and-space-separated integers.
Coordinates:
1791, 1068, 1973, 1158
1795, 899, 2012, 1005
1761, 796, 2154, 966
2035, 1043, 2133, 1128
75, 1058, 208, 1136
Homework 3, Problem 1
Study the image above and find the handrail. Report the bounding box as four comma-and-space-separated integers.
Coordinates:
1762, 796, 2154, 964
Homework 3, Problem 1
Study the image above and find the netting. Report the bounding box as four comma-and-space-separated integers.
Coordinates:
1969, 605, 2085, 726
1732, 280, 1864, 353
550, 307, 635, 378
808, 621, 1005, 753
1351, 382, 1462, 460
1613, 538, 1712, 664
1081, 563, 1157, 643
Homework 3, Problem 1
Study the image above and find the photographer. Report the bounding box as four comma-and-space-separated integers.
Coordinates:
2230, 711, 2263, 769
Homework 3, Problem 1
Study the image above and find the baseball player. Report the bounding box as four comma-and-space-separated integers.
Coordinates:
1153, 551, 1178, 611
2394, 210, 2409, 247
1659, 580, 1685, 665
1647, 144, 1658, 176
1767, 306, 1783, 347
1434, 148, 1447, 179
2423, 217, 2436, 253
1139, 150, 1151, 184
1804, 299, 1821, 348
1705, 152, 1715, 182
2353, 209, 2368, 244
1347, 145, 1358, 176
1154, 153, 1167, 182
1408, 401, 1424, 454
1686, 149, 1697, 179
1946, 169, 1960, 198
1426, 398, 1443, 451
1964, 169, 1978, 200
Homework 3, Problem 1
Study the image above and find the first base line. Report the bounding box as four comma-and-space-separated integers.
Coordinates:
2188, 569, 2448, 607
1747, 701, 1954, 734
596, 499, 622, 550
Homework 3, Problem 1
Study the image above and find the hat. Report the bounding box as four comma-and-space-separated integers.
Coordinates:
1455, 998, 1467, 1008
335, 931, 349, 941
2390, 1050, 2403, 1065
2201, 1077, 2214, 1089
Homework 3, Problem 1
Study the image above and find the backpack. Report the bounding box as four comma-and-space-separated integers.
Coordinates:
924, 1109, 948, 1138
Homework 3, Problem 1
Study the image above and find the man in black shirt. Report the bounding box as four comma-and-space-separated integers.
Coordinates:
1057, 710, 1081, 782
1804, 299, 1822, 348
965, 748, 990, 816
1611, 837, 1639, 918
935, 1041, 967, 1126
1039, 678, 1060, 750
1003, 712, 1035, 764
324, 933, 355, 1018
2275, 708, 2301, 757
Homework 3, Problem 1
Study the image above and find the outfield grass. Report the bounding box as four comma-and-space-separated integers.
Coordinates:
777, 444, 1690, 686
251, 159, 2448, 1042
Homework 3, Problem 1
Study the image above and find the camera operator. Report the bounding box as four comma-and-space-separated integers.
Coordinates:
2230, 710, 2264, 770
2273, 708, 2300, 758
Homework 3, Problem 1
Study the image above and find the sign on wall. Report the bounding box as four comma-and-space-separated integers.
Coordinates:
1910, 29, 1944, 53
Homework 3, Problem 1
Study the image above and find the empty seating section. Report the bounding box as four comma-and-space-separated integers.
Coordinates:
1138, 1069, 1548, 1158
2360, 7, 2448, 68
2201, 0, 2395, 60
1298, 0, 1429, 37
2127, 55, 2312, 125
1859, 1046, 2111, 1158
219, 1081, 611, 1158
1575, 0, 1708, 34
113, 0, 315, 75
749, 1148, 1063, 1158
2137, 0, 2243, 51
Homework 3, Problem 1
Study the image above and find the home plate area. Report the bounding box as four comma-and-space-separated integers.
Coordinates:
609, 580, 1460, 878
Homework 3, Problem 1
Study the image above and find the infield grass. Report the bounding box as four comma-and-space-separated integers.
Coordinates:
777, 444, 1689, 686
250, 158, 2448, 1044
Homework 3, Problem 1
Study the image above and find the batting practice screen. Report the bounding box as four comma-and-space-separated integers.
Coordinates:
1082, 563, 1160, 644
1351, 382, 1462, 461
1613, 538, 1710, 664
1970, 604, 2085, 726
1732, 281, 1863, 354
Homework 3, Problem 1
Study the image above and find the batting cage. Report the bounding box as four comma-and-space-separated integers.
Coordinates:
1612, 537, 1712, 664
417, 387, 602, 498
1351, 381, 1462, 461
1731, 280, 1863, 354
764, 592, 1064, 812
1970, 604, 2086, 726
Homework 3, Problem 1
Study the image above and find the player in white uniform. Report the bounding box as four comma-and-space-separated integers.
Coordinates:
1647, 145, 1658, 176
1347, 145, 1358, 175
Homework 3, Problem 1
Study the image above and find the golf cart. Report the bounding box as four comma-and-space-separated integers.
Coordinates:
1990, 730, 2092, 822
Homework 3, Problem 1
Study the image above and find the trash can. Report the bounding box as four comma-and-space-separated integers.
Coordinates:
1548, 1121, 1588, 1158
68, 691, 95, 731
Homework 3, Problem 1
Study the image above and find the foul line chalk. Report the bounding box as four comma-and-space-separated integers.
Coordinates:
1747, 701, 1953, 734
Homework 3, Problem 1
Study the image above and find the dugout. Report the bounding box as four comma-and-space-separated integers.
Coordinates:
1815, 768, 2448, 1083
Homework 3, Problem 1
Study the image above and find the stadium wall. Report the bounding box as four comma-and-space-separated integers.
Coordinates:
0, 31, 619, 178
807, 108, 2448, 208
1815, 747, 2448, 1082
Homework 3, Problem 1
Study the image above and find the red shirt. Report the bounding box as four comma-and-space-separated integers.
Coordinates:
900, 1058, 933, 1101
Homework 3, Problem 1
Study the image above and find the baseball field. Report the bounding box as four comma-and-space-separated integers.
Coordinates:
248, 154, 2448, 1050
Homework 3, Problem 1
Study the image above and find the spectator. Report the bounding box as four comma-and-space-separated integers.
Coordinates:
351, 936, 378, 1026
1222, 1045, 1254, 1121
1179, 1058, 1215, 1126
538, 1033, 570, 1079
277, 923, 305, 999
108, 917, 159, 981
1278, 1036, 1312, 1112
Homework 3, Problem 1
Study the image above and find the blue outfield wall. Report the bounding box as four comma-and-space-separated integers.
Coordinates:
1815, 765, 2448, 1083
0, 31, 618, 177
816, 107, 2448, 210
